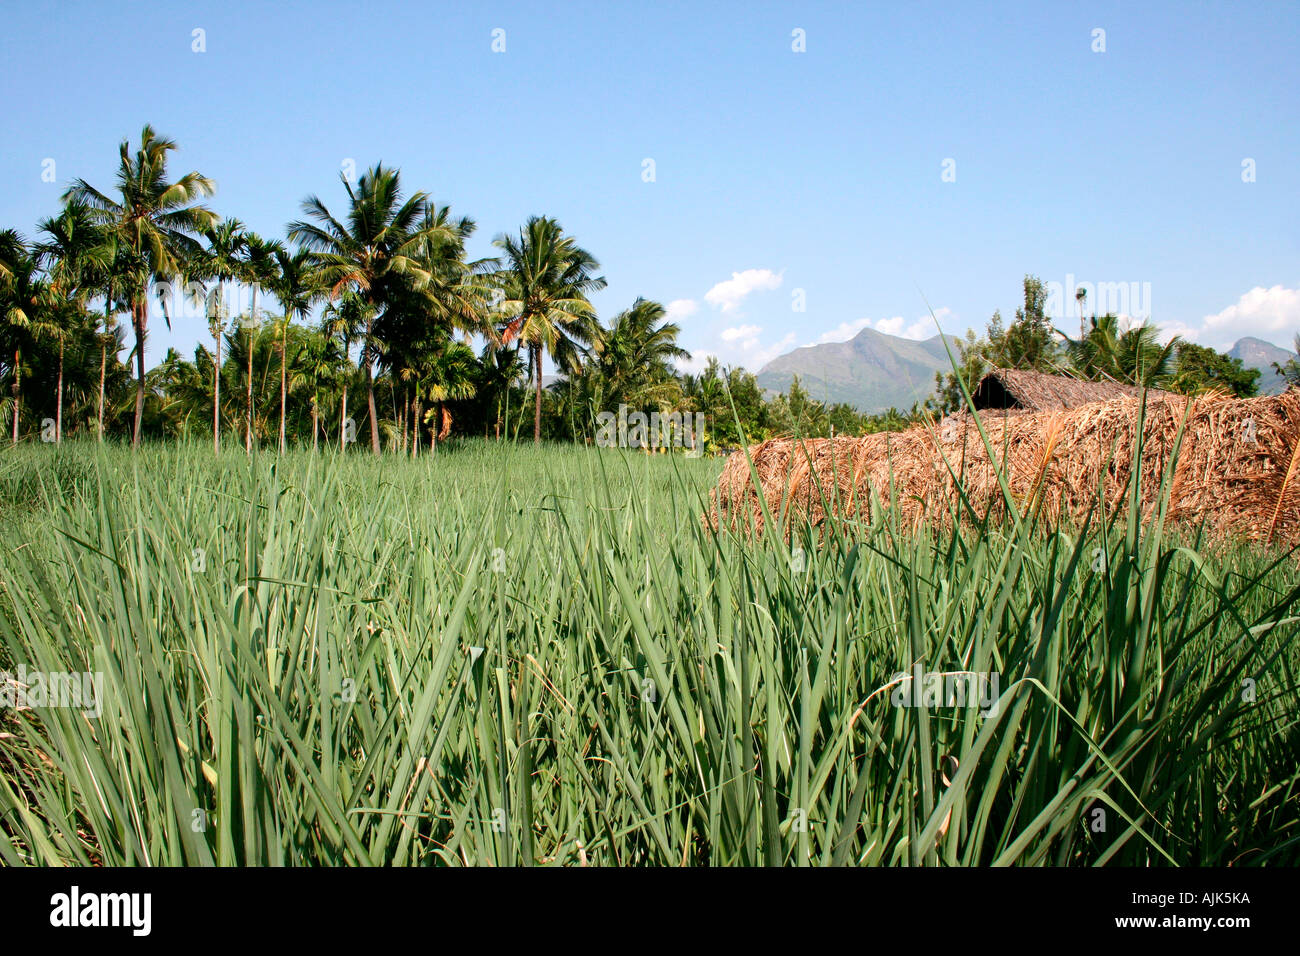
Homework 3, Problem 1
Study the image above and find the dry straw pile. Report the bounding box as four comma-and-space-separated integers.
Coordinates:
708, 390, 1300, 547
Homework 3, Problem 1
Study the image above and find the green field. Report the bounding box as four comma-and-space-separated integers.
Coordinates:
0, 440, 1297, 866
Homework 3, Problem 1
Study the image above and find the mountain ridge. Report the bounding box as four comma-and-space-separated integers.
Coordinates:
755, 327, 960, 413
755, 328, 1297, 413
1227, 336, 1295, 395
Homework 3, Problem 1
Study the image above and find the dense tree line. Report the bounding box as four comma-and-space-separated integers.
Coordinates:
3, 130, 1278, 453
0, 126, 924, 452
932, 275, 1273, 414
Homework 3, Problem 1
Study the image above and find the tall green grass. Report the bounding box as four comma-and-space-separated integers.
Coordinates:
0, 437, 1296, 865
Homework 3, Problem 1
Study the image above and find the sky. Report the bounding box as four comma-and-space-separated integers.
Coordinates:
2, 0, 1297, 374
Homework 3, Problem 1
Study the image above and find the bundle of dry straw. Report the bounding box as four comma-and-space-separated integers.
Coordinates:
707, 390, 1300, 547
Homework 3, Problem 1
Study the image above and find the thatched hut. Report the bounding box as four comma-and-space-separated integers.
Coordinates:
971, 368, 1169, 411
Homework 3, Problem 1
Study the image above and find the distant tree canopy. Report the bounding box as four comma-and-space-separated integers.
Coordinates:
1273, 334, 1300, 390
1170, 342, 1260, 397
932, 275, 1261, 414
999, 275, 1055, 370
1, 131, 1275, 452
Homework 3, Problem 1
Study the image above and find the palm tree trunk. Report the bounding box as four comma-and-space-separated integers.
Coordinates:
246, 299, 255, 454
340, 384, 348, 450
533, 347, 543, 444
132, 300, 146, 449
214, 321, 222, 455
364, 330, 380, 455
97, 340, 106, 442
393, 385, 402, 454
99, 290, 111, 442
56, 339, 64, 444
338, 334, 350, 451
311, 398, 319, 454
412, 389, 421, 458
213, 281, 226, 453
279, 325, 287, 453
11, 347, 20, 446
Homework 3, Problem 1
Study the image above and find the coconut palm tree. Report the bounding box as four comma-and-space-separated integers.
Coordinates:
0, 229, 21, 285
1065, 314, 1177, 388
219, 321, 283, 446
92, 237, 132, 441
589, 297, 690, 410
0, 234, 57, 445
491, 216, 606, 443
65, 125, 217, 447
295, 328, 346, 452
240, 233, 279, 452
0, 230, 30, 441
476, 342, 526, 440
418, 341, 478, 454
44, 306, 113, 438
266, 246, 322, 452
34, 202, 113, 443
153, 345, 215, 440
377, 202, 491, 453
407, 202, 490, 337
397, 334, 478, 455
1114, 322, 1177, 388
197, 218, 247, 453
1064, 313, 1120, 381
320, 291, 369, 450
288, 164, 452, 454
94, 319, 129, 438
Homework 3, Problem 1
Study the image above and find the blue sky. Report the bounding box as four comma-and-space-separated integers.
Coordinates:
2, 0, 1297, 373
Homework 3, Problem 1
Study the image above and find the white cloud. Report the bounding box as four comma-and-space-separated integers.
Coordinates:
1202, 285, 1300, 341
1131, 285, 1300, 351
689, 327, 797, 374
674, 349, 717, 375
704, 269, 783, 313
745, 332, 798, 369
816, 318, 874, 343
665, 298, 698, 322
899, 307, 954, 339
1153, 321, 1201, 346
871, 316, 908, 337
720, 324, 762, 343
874, 315, 938, 340
812, 308, 955, 346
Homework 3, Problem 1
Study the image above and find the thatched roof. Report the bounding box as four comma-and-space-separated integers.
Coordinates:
972, 368, 1168, 411
707, 391, 1300, 548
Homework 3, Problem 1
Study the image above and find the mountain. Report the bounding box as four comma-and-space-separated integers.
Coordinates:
1228, 336, 1296, 395
753, 331, 1295, 413
756, 327, 959, 413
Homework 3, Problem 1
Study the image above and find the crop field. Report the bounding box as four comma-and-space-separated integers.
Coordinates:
0, 440, 1297, 866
